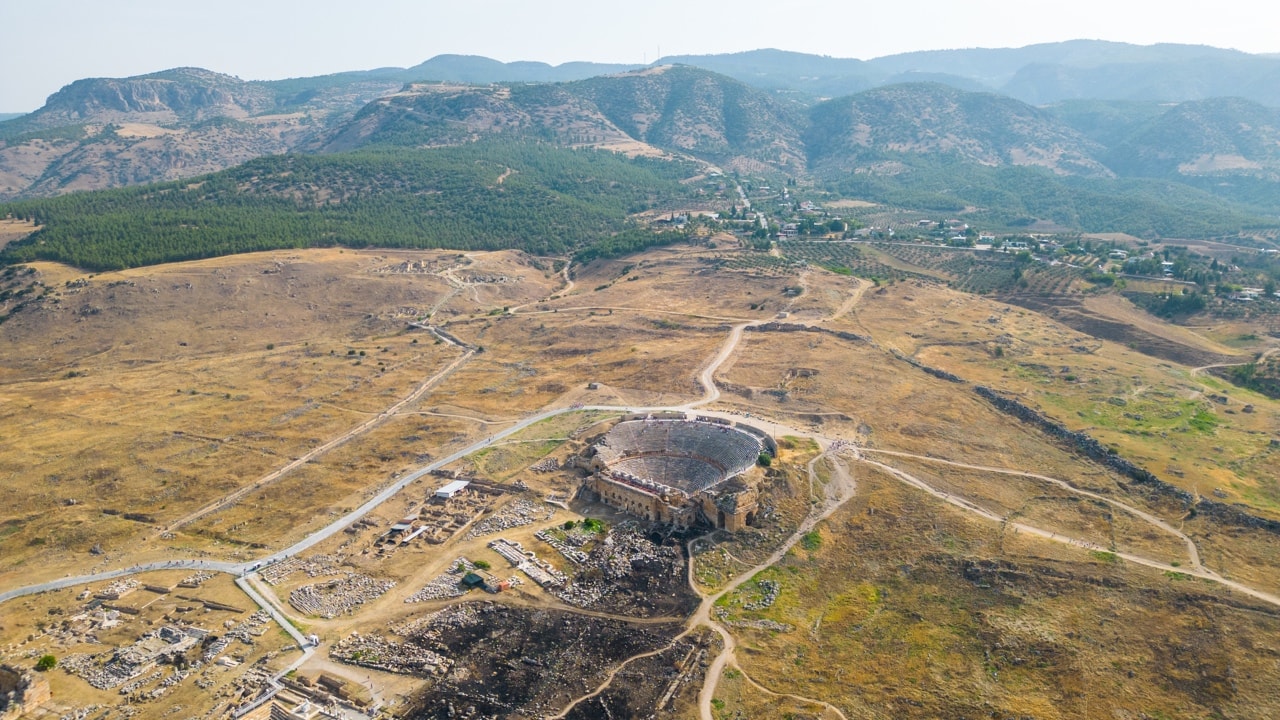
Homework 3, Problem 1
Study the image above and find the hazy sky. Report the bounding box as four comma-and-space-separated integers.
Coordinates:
2, 0, 1275, 111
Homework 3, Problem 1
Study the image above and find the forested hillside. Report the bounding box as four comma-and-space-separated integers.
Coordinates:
818, 154, 1266, 238
322, 82, 635, 151
7, 40, 1280, 200
0, 142, 696, 270
5, 47, 1280, 261
805, 83, 1109, 176
1104, 97, 1280, 180
569, 66, 807, 173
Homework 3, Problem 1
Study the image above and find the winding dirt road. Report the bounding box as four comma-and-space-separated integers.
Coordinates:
856, 455, 1280, 609
691, 450, 858, 720
1191, 346, 1278, 376
861, 448, 1207, 571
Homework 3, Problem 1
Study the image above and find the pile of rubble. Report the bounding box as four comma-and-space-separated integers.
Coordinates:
178, 571, 213, 588
96, 578, 140, 599
534, 529, 589, 564
548, 523, 689, 615
63, 653, 150, 691
395, 604, 483, 642
120, 671, 163, 696
224, 666, 275, 714
56, 705, 103, 720
146, 668, 190, 700
530, 457, 559, 473
202, 611, 270, 662
405, 559, 474, 603
743, 580, 780, 610
60, 654, 121, 691
36, 608, 123, 647
61, 624, 210, 691
330, 632, 450, 677
552, 582, 610, 608
289, 574, 395, 618
466, 499, 553, 538
260, 554, 344, 585
389, 607, 449, 637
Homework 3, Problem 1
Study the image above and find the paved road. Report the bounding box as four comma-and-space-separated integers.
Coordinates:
0, 558, 242, 604
0, 403, 749, 604
237, 576, 308, 647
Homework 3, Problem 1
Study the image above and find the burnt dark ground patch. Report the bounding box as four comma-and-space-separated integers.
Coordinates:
401, 602, 683, 719
562, 627, 718, 720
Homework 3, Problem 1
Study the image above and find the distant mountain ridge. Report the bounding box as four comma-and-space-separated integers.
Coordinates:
3, 40, 1280, 229
320, 66, 807, 175
662, 41, 1280, 106
400, 55, 640, 84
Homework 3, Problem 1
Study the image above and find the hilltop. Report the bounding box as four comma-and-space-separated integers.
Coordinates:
5, 40, 1280, 202
805, 82, 1110, 176
0, 67, 403, 200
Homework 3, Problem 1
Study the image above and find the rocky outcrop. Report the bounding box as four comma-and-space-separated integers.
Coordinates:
33, 68, 274, 125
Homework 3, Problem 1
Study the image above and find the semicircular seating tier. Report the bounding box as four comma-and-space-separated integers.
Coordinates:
595, 419, 762, 495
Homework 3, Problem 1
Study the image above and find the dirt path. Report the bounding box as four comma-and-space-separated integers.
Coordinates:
693, 450, 858, 720
1191, 346, 1278, 376
24, 273, 1280, 717
862, 448, 1207, 571
559, 260, 575, 296
686, 321, 751, 407
161, 345, 476, 535
553, 448, 862, 720
730, 660, 849, 720
822, 277, 869, 323
510, 259, 576, 312
856, 455, 1280, 609
551, 282, 872, 719
513, 304, 748, 323
400, 410, 520, 426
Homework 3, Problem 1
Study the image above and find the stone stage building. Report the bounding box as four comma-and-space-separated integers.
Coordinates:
577, 415, 774, 531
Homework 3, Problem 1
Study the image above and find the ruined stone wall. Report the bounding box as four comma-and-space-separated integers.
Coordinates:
890, 349, 967, 384
744, 322, 870, 344
975, 385, 1280, 535
588, 475, 667, 523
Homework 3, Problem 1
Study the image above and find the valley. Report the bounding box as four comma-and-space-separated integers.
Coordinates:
3, 37, 1280, 720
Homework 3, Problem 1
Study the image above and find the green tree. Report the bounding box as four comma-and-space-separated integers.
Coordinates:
35, 654, 57, 671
